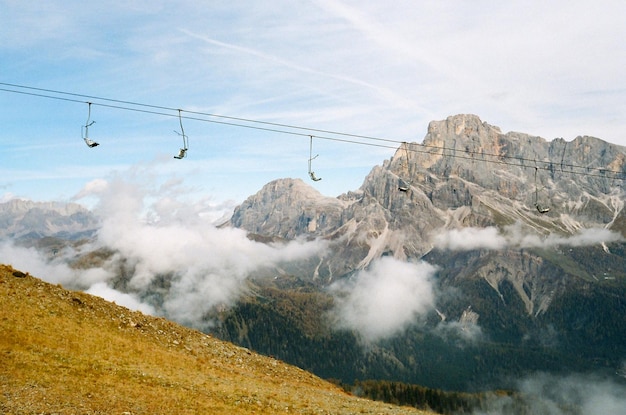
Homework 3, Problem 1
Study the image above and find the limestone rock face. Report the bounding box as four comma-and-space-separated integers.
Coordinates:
230, 114, 626, 307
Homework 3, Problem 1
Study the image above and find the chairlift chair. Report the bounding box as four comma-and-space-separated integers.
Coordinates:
398, 142, 411, 192
174, 148, 187, 159
84, 138, 99, 148
533, 167, 550, 214
398, 180, 410, 192
535, 203, 550, 214
81, 102, 99, 148
308, 136, 322, 181
173, 109, 189, 159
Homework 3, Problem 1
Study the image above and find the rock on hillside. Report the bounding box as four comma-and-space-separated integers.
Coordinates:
0, 263, 431, 415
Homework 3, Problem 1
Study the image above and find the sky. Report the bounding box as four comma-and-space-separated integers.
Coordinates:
1, 0, 625, 210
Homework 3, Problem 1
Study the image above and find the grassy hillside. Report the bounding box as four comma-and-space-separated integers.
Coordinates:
0, 264, 435, 415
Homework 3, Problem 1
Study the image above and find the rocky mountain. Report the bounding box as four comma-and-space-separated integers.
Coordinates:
231, 114, 626, 276
230, 114, 626, 287
222, 114, 626, 390
0, 199, 99, 242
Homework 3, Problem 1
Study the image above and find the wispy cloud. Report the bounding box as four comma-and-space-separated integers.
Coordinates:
1, 0, 625, 204
179, 27, 426, 118
432, 222, 624, 251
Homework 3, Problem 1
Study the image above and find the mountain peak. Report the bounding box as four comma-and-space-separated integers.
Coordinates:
426, 114, 501, 139
230, 178, 346, 239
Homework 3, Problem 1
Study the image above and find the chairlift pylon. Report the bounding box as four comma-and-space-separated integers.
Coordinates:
308, 136, 322, 181
534, 166, 550, 214
81, 102, 99, 148
173, 109, 189, 159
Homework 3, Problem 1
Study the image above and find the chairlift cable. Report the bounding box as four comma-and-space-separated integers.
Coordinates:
0, 83, 625, 181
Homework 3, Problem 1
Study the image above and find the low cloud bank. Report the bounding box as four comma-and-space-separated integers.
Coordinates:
1, 167, 327, 329
0, 239, 150, 313
433, 222, 624, 251
84, 173, 325, 328
434, 318, 484, 344
0, 242, 112, 289
475, 373, 626, 415
329, 257, 437, 343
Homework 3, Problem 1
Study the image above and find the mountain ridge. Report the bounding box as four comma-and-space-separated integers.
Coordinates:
229, 114, 626, 280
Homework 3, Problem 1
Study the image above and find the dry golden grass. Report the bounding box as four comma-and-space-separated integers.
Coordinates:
0, 264, 437, 415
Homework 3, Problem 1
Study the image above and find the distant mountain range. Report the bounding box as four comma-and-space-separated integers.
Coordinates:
3, 114, 626, 392
0, 198, 99, 242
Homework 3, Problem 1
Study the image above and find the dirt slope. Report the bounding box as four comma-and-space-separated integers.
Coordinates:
0, 264, 435, 415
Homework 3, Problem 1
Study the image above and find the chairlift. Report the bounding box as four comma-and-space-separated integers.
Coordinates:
535, 204, 551, 214
308, 136, 322, 181
398, 141, 411, 192
398, 179, 410, 192
173, 109, 189, 159
534, 167, 550, 214
81, 102, 99, 148
174, 148, 187, 159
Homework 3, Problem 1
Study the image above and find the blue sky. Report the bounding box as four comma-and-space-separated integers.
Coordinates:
1, 0, 625, 211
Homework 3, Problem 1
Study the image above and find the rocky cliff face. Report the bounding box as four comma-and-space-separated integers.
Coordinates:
230, 114, 626, 310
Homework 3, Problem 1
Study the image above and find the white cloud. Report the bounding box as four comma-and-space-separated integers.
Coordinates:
475, 373, 626, 415
2, 162, 328, 329
85, 282, 155, 315
434, 319, 485, 345
0, 241, 112, 289
73, 166, 327, 328
0, 241, 147, 314
433, 222, 624, 251
432, 227, 507, 251
329, 257, 437, 343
